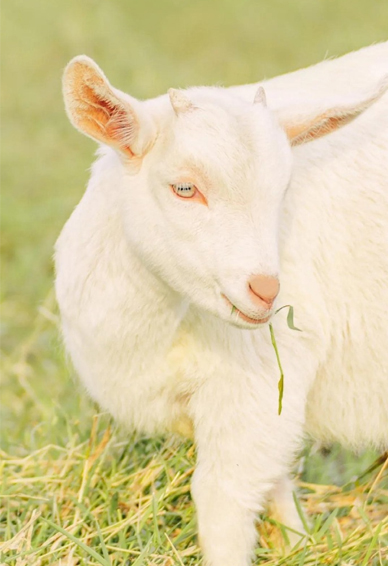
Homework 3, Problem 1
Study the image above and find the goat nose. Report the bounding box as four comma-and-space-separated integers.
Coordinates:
248, 275, 280, 308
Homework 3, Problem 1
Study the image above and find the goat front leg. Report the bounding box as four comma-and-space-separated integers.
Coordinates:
192, 464, 260, 566
190, 377, 305, 566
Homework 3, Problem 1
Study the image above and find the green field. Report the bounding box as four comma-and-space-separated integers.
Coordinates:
1, 1, 388, 564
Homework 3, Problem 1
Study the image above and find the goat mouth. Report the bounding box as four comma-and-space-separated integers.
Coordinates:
222, 294, 270, 325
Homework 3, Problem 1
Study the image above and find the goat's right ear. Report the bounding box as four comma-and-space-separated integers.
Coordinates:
63, 56, 155, 158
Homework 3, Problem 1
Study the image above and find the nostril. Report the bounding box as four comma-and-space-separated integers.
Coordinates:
248, 275, 280, 307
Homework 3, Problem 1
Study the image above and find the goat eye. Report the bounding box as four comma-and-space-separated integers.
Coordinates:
171, 183, 196, 198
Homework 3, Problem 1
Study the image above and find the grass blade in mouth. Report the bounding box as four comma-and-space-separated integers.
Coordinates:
230, 301, 300, 415
275, 304, 302, 331
269, 322, 285, 415
270, 305, 302, 415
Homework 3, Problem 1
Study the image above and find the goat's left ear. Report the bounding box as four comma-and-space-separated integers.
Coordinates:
278, 77, 388, 146
63, 55, 156, 158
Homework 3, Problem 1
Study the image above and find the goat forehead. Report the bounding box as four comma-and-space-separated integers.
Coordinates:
182, 101, 260, 148
169, 109, 266, 191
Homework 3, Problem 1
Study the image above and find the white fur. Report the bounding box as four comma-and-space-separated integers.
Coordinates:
55, 43, 388, 566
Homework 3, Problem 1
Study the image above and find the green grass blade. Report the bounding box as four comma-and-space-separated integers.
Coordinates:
94, 516, 112, 565
292, 491, 311, 536
275, 304, 302, 331
269, 323, 285, 415
361, 522, 383, 566
152, 489, 162, 547
297, 544, 308, 566
314, 508, 339, 542
278, 373, 284, 415
42, 518, 110, 566
286, 305, 302, 332
131, 542, 153, 566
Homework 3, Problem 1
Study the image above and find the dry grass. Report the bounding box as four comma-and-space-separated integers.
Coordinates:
1, 418, 387, 565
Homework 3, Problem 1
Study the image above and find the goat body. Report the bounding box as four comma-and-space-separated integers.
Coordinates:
55, 43, 388, 566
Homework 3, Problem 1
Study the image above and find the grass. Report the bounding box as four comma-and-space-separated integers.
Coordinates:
1, 0, 388, 564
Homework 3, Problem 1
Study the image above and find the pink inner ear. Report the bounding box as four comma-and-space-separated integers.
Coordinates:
101, 99, 136, 156
75, 82, 136, 156
289, 113, 355, 146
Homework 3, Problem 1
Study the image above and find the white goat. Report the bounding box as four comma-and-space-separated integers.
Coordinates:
55, 42, 388, 566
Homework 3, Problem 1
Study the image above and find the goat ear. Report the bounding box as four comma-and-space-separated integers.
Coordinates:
63, 56, 155, 158
279, 77, 388, 146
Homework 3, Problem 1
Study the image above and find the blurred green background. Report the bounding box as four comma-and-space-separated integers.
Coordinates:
1, 0, 387, 471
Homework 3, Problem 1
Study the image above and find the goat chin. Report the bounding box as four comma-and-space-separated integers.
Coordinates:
55, 41, 388, 566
